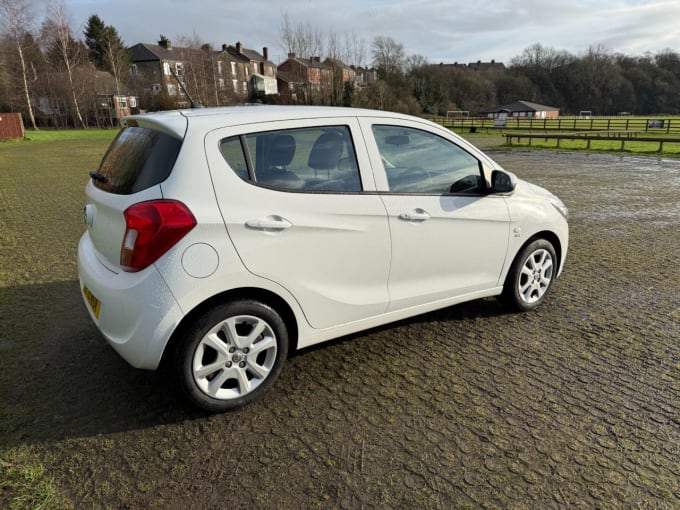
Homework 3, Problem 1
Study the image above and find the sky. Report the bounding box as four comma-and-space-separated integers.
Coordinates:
35, 0, 680, 65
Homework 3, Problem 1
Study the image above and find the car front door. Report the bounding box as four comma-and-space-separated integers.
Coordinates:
205, 118, 390, 329
360, 120, 510, 311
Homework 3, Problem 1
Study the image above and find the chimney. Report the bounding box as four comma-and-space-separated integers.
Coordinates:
222, 44, 228, 52
236, 41, 243, 54
263, 47, 269, 60
288, 52, 296, 59
158, 35, 171, 50
312, 56, 320, 63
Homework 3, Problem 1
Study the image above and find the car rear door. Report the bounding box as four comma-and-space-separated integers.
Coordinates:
205, 117, 391, 330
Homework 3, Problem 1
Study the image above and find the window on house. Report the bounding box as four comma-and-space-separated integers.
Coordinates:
253, 62, 258, 74
217, 61, 223, 75
118, 99, 128, 109
243, 81, 248, 93
231, 62, 236, 75
245, 66, 249, 76
130, 64, 138, 76
163, 63, 171, 75
232, 80, 238, 93
175, 62, 184, 76
167, 84, 176, 96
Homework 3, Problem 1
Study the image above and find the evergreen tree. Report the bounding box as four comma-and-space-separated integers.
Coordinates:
83, 14, 129, 94
83, 14, 106, 69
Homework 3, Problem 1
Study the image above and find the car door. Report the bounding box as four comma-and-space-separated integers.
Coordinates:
359, 119, 511, 311
205, 118, 391, 329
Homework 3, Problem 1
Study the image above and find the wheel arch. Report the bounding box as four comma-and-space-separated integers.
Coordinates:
160, 287, 300, 368
506, 230, 563, 286
527, 230, 562, 271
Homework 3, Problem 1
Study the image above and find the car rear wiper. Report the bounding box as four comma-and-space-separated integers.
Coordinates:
89, 171, 109, 184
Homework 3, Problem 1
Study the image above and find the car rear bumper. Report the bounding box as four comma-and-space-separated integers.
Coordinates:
77, 232, 184, 370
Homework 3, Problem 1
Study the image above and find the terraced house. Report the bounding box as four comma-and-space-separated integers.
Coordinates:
128, 37, 277, 109
277, 53, 355, 104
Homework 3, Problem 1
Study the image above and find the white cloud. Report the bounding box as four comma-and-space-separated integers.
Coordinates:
52, 0, 680, 64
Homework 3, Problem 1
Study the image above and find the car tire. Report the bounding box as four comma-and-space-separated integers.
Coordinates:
174, 300, 288, 412
502, 239, 557, 312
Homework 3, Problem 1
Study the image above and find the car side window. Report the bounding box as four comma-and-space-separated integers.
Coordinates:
372, 125, 485, 194
219, 137, 249, 181
219, 126, 362, 192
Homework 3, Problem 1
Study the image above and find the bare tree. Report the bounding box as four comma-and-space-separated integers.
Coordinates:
279, 12, 323, 59
43, 0, 86, 128
0, 0, 38, 129
405, 53, 428, 74
174, 32, 220, 107
103, 35, 129, 96
371, 35, 405, 81
343, 30, 366, 70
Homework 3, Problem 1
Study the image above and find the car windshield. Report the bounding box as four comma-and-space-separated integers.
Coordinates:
93, 126, 182, 195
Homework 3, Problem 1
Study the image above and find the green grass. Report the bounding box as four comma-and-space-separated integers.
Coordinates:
20, 129, 119, 144
0, 447, 72, 510
1, 130, 114, 509
500, 135, 680, 156
449, 128, 680, 156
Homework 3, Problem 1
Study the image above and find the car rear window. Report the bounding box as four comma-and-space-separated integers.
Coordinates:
93, 126, 182, 194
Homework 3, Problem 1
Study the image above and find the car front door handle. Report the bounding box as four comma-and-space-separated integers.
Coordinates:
399, 209, 431, 222
245, 216, 293, 230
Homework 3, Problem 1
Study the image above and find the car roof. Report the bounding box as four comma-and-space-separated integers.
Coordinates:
122, 105, 441, 139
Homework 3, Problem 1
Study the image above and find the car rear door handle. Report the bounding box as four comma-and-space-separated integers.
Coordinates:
399, 209, 430, 221
245, 216, 293, 230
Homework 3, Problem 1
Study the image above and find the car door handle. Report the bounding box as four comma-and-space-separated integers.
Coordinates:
399, 209, 431, 221
245, 216, 293, 230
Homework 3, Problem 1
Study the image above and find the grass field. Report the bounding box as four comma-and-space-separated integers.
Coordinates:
1, 131, 115, 510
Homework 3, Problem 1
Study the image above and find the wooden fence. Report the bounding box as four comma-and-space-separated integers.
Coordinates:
503, 131, 680, 152
0, 113, 25, 140
432, 115, 680, 135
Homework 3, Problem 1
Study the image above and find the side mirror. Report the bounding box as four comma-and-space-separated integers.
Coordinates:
491, 169, 517, 193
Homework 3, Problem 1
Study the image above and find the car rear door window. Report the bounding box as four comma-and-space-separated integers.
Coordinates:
94, 126, 182, 195
219, 126, 362, 192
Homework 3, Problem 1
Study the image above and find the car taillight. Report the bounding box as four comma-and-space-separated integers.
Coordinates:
121, 200, 196, 272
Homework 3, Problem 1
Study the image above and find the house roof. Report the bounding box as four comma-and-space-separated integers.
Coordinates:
282, 56, 332, 70
225, 45, 274, 66
483, 101, 559, 113
129, 43, 183, 62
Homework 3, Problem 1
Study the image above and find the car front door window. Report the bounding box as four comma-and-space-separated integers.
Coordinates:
372, 125, 485, 194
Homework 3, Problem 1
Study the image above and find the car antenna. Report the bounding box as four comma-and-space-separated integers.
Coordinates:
170, 69, 204, 108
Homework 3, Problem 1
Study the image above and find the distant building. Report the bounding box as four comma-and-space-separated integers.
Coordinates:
223, 42, 278, 97
129, 36, 277, 108
129, 37, 188, 105
482, 101, 560, 119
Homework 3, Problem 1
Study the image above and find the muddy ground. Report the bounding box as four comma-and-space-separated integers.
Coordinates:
1, 146, 679, 509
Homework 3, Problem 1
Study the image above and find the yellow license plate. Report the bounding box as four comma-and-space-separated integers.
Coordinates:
82, 284, 101, 319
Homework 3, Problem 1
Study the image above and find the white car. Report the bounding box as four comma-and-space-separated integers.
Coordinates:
78, 106, 568, 412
